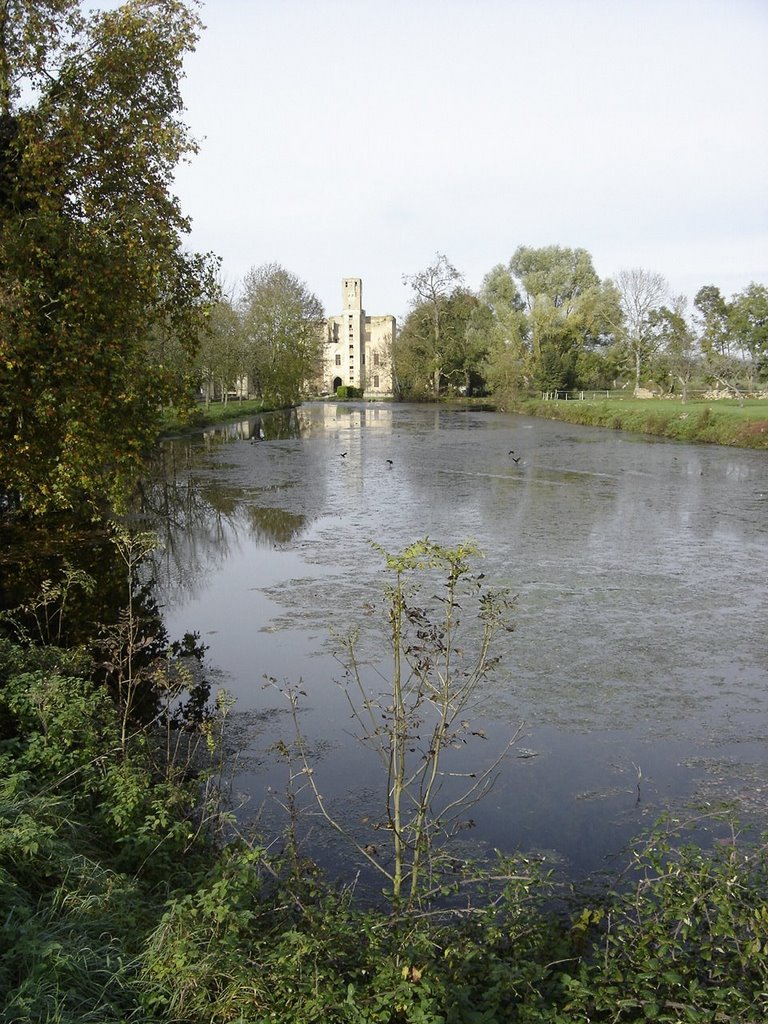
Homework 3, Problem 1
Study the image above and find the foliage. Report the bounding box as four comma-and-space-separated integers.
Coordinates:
140, 844, 562, 1024
0, 781, 152, 1024
400, 253, 465, 398
694, 285, 732, 363
0, 0, 218, 516
335, 384, 362, 399
648, 296, 698, 400
729, 283, 768, 383
509, 245, 622, 392
195, 292, 249, 404
561, 824, 768, 1022
479, 264, 531, 396
240, 262, 325, 407
395, 288, 487, 400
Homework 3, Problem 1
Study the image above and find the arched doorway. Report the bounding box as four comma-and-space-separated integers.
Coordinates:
332, 376, 342, 393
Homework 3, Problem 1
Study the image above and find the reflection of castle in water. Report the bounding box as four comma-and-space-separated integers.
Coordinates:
299, 402, 394, 435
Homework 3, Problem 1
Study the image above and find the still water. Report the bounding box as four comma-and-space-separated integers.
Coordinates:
148, 402, 768, 881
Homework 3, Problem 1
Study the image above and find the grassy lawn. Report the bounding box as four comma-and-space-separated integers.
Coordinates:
507, 396, 768, 449
160, 398, 274, 432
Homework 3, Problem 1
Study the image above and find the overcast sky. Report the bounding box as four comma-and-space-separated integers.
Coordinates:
172, 0, 768, 321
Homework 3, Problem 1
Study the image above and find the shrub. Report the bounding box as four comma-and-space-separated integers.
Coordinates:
558, 825, 768, 1022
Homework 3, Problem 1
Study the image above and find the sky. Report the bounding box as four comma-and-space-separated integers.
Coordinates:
172, 0, 768, 321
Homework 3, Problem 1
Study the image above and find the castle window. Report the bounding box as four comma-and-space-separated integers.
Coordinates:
373, 352, 380, 366
373, 375, 380, 388
335, 354, 341, 366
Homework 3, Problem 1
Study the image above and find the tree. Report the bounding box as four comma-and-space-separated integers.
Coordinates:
509, 245, 621, 391
394, 288, 482, 399
0, 1, 217, 516
694, 285, 742, 391
478, 264, 531, 396
402, 253, 463, 399
442, 288, 490, 395
615, 267, 669, 388
239, 263, 324, 407
0, 2, 83, 116
649, 296, 699, 401
729, 283, 768, 386
196, 293, 247, 404
694, 285, 731, 358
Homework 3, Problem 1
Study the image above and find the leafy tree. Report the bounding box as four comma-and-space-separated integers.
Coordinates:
694, 285, 731, 360
239, 263, 324, 407
615, 267, 669, 388
729, 283, 768, 385
196, 291, 247, 404
402, 252, 463, 398
478, 264, 531, 396
0, 1, 217, 516
394, 287, 484, 399
442, 288, 490, 395
0, 1, 83, 115
573, 346, 622, 390
511, 244, 600, 313
693, 283, 742, 394
693, 283, 764, 393
649, 296, 699, 401
509, 245, 620, 391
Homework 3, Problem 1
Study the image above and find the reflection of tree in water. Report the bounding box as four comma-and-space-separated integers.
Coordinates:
245, 505, 305, 545
0, 518, 209, 732
0, 517, 142, 647
139, 421, 308, 607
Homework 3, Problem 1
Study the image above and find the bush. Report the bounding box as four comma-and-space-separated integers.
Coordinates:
558, 826, 768, 1022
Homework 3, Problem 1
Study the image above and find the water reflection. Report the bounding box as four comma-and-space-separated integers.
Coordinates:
149, 402, 768, 880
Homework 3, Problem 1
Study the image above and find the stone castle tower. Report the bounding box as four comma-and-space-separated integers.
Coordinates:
323, 278, 396, 397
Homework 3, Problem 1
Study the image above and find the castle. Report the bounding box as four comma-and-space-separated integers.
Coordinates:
322, 278, 396, 398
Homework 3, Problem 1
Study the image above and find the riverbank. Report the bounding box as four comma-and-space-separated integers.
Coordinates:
160, 397, 276, 433
498, 395, 768, 449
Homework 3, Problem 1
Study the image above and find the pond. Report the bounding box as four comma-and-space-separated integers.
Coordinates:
147, 401, 768, 883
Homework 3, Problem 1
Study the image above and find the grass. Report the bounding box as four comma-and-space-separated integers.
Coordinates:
160, 398, 279, 433
503, 396, 768, 449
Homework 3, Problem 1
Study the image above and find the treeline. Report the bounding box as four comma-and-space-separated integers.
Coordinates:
393, 250, 768, 402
